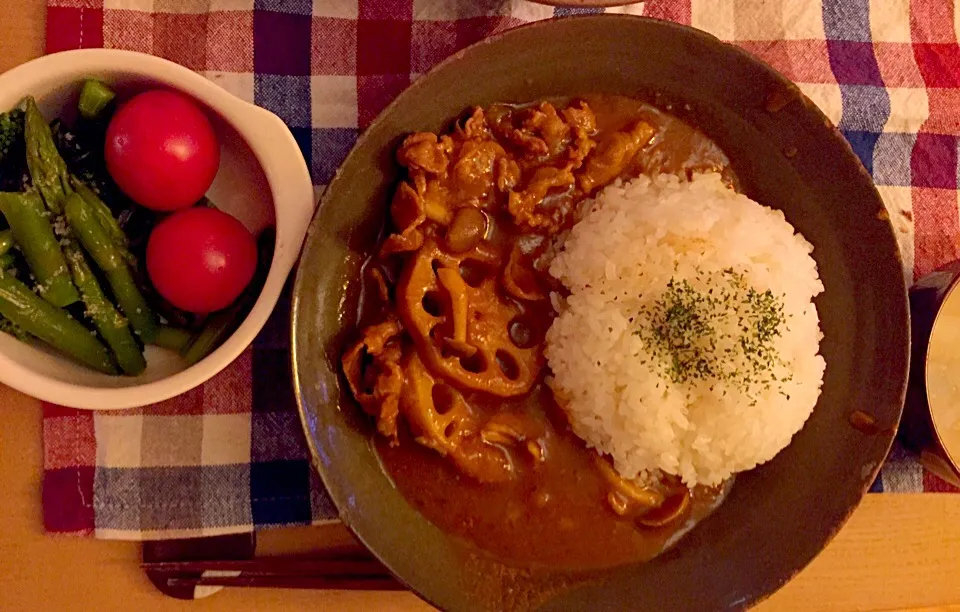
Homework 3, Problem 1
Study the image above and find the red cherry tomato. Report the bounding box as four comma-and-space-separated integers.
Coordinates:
105, 89, 220, 211
146, 208, 257, 313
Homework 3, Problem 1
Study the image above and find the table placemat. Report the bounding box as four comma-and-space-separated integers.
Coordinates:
39, 0, 959, 540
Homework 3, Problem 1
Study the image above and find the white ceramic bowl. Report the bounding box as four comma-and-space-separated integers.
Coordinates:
0, 49, 315, 409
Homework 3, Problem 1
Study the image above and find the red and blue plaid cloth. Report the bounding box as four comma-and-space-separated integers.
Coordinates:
40, 0, 960, 539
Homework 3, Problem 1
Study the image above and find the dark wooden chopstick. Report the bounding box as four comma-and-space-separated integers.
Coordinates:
142, 557, 402, 591
164, 575, 403, 591
142, 558, 387, 576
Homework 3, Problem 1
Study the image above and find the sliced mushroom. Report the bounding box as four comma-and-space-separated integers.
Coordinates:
436, 267, 469, 345
594, 454, 664, 515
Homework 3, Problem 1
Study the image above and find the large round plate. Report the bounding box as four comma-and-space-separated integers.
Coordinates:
292, 15, 908, 611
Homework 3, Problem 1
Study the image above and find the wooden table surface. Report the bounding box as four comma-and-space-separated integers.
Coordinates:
3, 2, 960, 611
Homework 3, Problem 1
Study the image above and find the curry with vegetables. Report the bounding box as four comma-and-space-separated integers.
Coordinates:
343, 95, 734, 569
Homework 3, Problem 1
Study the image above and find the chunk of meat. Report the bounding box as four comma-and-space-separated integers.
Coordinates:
562, 102, 598, 169
382, 181, 428, 258
495, 157, 521, 192
367, 345, 403, 442
390, 181, 425, 233
341, 319, 405, 442
459, 107, 490, 141
507, 165, 576, 231
420, 181, 455, 225
521, 103, 570, 157
398, 114, 513, 227
566, 132, 596, 169
450, 139, 506, 200
561, 101, 597, 134
578, 121, 656, 194
488, 102, 599, 169
379, 228, 424, 258
395, 103, 599, 241
397, 132, 451, 175
488, 104, 550, 159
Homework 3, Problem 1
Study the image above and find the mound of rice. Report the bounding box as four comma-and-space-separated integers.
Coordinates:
545, 173, 825, 487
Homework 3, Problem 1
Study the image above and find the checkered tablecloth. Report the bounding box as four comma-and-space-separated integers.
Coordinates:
39, 0, 960, 540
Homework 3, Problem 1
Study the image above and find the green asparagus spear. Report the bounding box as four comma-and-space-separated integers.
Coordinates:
24, 97, 72, 214
154, 325, 193, 352
0, 191, 79, 307
78, 79, 116, 120
64, 193, 158, 344
70, 176, 131, 252
182, 231, 273, 365
65, 243, 145, 375
181, 309, 235, 365
0, 229, 13, 255
0, 267, 118, 374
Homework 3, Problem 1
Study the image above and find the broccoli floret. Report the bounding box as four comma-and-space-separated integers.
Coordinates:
0, 109, 27, 193
0, 109, 25, 163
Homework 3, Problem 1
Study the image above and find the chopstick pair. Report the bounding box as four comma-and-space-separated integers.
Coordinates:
141, 558, 404, 591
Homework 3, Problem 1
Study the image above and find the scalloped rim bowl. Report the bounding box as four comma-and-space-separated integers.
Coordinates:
0, 49, 315, 410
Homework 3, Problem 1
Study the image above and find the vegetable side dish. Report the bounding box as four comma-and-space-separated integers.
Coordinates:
0, 81, 267, 375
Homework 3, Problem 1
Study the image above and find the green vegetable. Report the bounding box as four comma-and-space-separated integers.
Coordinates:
0, 191, 79, 307
70, 176, 132, 256
0, 253, 14, 271
0, 108, 24, 164
78, 79, 116, 120
0, 266, 118, 374
65, 243, 145, 376
64, 193, 158, 343
181, 231, 273, 365
0, 229, 13, 255
181, 310, 235, 365
0, 109, 27, 194
154, 325, 193, 352
24, 97, 72, 214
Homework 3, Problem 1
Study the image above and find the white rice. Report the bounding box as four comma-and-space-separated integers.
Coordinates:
545, 173, 825, 487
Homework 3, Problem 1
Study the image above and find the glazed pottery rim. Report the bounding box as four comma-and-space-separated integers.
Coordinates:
292, 14, 909, 611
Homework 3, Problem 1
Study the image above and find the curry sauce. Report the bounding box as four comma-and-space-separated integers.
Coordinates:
346, 95, 733, 570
